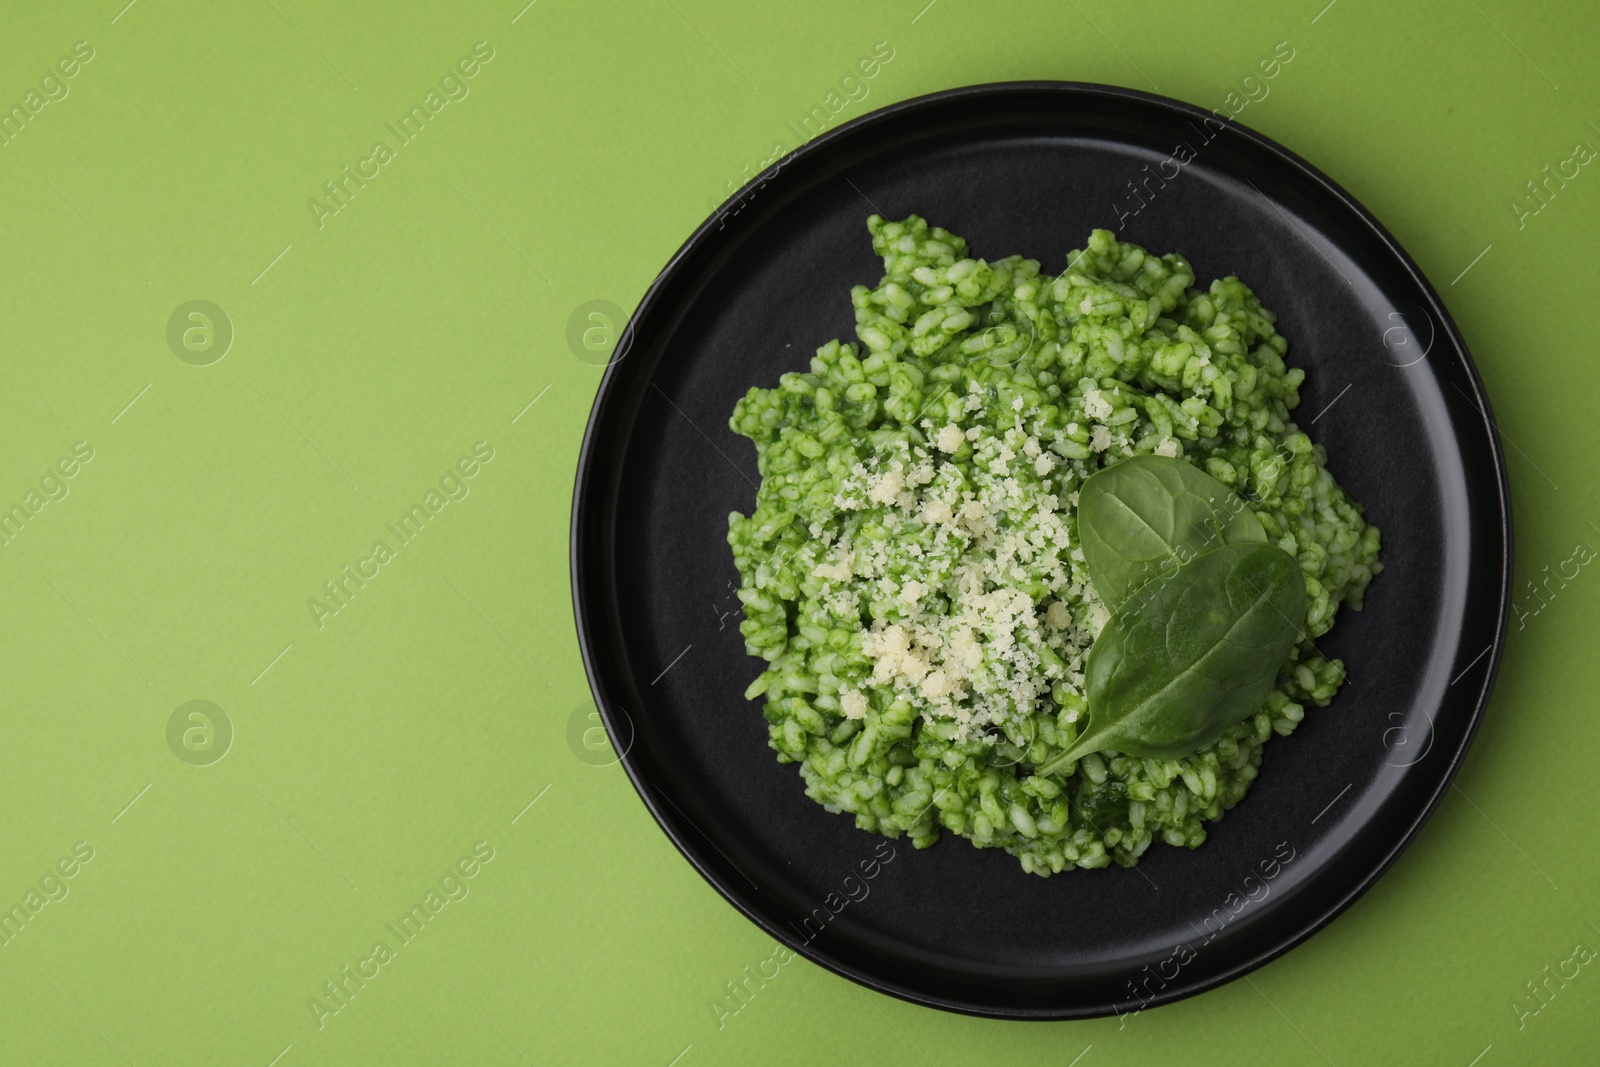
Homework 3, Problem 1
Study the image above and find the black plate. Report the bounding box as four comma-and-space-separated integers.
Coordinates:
571, 82, 1511, 1019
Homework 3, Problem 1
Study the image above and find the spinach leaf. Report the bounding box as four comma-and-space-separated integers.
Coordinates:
1078, 455, 1266, 610
1038, 542, 1306, 771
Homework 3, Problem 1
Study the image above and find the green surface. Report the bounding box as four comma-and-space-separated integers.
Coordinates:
0, 0, 1595, 1063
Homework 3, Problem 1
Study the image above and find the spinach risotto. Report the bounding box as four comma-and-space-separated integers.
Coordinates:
726, 216, 1381, 876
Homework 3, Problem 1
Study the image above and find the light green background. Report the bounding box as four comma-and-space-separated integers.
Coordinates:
1, 1, 1595, 1063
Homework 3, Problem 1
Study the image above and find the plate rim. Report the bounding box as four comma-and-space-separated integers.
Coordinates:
570, 79, 1513, 1019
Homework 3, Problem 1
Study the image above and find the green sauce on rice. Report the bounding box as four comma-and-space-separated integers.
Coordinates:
727, 215, 1381, 875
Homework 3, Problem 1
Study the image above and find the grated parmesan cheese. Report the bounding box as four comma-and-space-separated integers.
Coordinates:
840, 689, 868, 720
867, 468, 905, 505
814, 556, 853, 581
